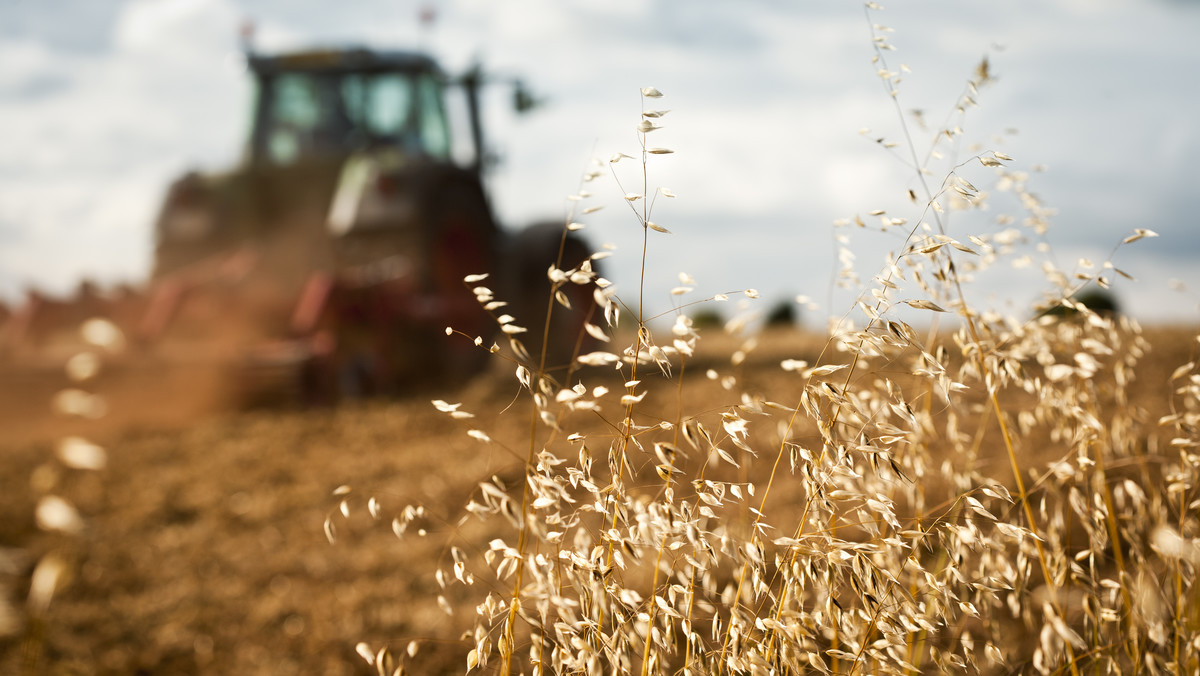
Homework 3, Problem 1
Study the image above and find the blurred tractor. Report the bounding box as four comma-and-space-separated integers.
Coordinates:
0, 47, 596, 409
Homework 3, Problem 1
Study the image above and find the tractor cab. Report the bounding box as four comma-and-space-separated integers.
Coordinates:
244, 49, 458, 167
152, 48, 498, 281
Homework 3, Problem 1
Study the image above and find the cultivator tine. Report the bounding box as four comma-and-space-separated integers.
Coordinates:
139, 280, 184, 343
292, 273, 335, 335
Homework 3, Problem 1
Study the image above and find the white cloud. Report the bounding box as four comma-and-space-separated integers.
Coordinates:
114, 0, 240, 56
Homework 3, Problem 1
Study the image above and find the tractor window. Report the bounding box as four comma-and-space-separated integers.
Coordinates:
358, 73, 412, 138
262, 73, 353, 164
257, 69, 452, 164
351, 72, 451, 159
415, 73, 452, 159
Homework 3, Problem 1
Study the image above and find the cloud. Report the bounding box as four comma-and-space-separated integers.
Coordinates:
0, 40, 75, 101
0, 1, 120, 53
0, 0, 250, 300
114, 0, 239, 56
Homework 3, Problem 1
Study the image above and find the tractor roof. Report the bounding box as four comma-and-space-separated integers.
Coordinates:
247, 48, 442, 77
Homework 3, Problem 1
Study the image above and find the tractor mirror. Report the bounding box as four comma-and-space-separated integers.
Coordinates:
513, 81, 541, 114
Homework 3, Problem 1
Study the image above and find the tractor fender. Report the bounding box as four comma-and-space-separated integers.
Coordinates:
501, 222, 595, 292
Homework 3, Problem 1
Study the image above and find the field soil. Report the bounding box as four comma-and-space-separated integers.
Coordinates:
0, 326, 1194, 674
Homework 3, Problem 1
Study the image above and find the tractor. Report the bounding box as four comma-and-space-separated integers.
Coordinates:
0, 47, 596, 410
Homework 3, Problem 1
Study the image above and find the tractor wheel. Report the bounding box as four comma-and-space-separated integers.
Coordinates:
504, 222, 600, 381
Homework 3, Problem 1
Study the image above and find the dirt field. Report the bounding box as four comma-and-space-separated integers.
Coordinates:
0, 326, 1195, 674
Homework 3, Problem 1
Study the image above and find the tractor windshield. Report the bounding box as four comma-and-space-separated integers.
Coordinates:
252, 69, 452, 165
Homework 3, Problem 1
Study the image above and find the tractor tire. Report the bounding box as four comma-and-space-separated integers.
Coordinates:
503, 221, 600, 381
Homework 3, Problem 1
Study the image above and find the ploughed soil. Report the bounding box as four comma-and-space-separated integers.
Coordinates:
0, 326, 1194, 675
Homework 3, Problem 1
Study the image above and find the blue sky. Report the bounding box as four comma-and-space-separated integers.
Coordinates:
1, 0, 1198, 325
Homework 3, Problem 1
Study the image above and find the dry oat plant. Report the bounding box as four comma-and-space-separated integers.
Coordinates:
336, 6, 1200, 676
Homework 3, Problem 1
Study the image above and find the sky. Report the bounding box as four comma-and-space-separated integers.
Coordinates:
1, 0, 1198, 327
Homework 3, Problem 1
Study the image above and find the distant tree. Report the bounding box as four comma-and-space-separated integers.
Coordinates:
765, 299, 798, 328
690, 308, 724, 329
1044, 286, 1121, 318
